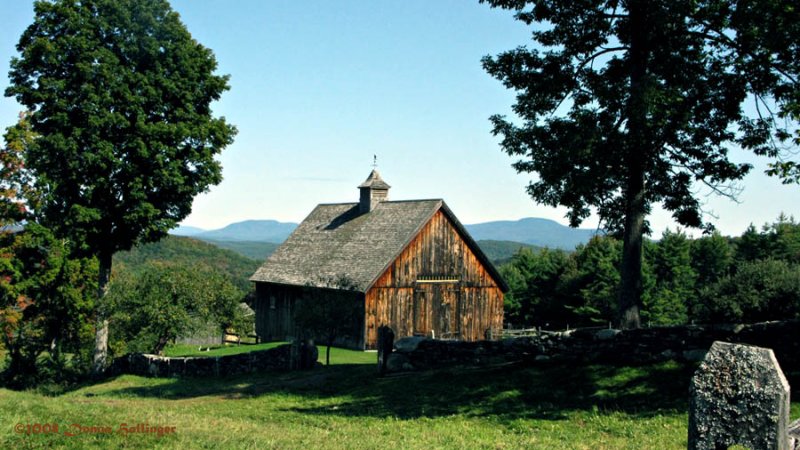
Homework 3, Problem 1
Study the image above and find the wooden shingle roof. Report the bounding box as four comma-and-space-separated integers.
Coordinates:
250, 199, 507, 292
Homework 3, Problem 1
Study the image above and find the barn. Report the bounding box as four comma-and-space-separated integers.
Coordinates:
249, 170, 508, 350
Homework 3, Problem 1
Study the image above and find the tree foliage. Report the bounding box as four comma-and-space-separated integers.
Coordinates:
697, 259, 800, 323
0, 224, 97, 387
5, 0, 236, 372
500, 215, 800, 329
481, 0, 800, 328
0, 112, 37, 228
107, 261, 249, 355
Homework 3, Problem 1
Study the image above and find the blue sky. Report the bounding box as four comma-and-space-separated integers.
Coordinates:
1, 0, 798, 237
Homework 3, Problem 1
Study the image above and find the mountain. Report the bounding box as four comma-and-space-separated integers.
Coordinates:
193, 220, 297, 243
170, 225, 206, 236
465, 218, 598, 250
114, 236, 261, 292
172, 216, 597, 258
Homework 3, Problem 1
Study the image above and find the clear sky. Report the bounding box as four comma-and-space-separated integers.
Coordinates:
1, 0, 798, 237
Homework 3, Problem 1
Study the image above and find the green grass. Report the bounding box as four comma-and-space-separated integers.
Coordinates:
164, 342, 376, 365
163, 342, 287, 358
1, 358, 797, 449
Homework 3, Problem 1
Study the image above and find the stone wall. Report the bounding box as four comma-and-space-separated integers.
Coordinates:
108, 342, 318, 378
384, 320, 800, 374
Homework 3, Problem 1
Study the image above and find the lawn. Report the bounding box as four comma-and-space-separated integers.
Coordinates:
0, 348, 797, 449
163, 342, 376, 365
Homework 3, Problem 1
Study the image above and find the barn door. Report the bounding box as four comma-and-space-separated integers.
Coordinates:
412, 287, 430, 336
414, 283, 460, 339
438, 286, 460, 339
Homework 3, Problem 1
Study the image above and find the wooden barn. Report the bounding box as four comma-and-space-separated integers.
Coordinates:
249, 170, 508, 350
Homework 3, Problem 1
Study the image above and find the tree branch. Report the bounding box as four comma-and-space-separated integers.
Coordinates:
690, 27, 799, 85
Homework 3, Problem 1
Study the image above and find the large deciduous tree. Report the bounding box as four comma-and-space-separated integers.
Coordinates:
481, 0, 799, 328
5, 0, 236, 373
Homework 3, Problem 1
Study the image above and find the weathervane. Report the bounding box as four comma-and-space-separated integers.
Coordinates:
372, 154, 378, 169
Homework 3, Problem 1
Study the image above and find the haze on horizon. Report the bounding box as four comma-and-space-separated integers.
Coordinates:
1, 1, 797, 239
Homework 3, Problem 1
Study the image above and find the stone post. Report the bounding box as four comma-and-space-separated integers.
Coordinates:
290, 338, 318, 370
688, 341, 791, 450
377, 325, 394, 375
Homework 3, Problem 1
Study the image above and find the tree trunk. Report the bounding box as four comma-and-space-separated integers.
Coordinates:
618, 180, 646, 329
92, 252, 112, 376
153, 335, 170, 356
618, 0, 650, 330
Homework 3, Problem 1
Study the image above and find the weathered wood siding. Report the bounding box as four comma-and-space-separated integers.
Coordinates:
253, 283, 366, 349
364, 210, 504, 349
253, 283, 302, 343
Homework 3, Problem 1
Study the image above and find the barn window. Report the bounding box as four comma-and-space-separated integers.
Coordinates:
269, 296, 276, 309
416, 274, 460, 284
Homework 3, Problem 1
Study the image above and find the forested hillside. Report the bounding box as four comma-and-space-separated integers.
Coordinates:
113, 236, 261, 292
477, 240, 543, 264
200, 240, 280, 261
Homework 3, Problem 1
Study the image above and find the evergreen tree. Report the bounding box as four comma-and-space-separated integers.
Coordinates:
735, 224, 770, 262
481, 0, 800, 329
565, 236, 621, 326
691, 231, 733, 285
765, 214, 800, 264
5, 0, 236, 373
643, 229, 693, 325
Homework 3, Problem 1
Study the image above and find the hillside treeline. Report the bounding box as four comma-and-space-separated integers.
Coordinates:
500, 216, 800, 329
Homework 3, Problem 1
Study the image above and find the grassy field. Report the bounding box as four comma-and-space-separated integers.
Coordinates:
163, 342, 287, 358
163, 342, 376, 365
0, 348, 797, 449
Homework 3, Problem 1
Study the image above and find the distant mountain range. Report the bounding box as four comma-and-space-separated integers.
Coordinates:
464, 218, 599, 250
174, 217, 599, 252
173, 220, 298, 242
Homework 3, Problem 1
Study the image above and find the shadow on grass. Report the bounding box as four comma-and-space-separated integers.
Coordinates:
98, 359, 704, 421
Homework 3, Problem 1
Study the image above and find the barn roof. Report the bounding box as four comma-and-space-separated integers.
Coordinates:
249, 199, 508, 292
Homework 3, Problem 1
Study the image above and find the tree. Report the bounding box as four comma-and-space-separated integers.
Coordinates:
0, 112, 37, 228
499, 247, 568, 327
107, 261, 248, 355
764, 214, 800, 264
0, 224, 97, 387
5, 0, 236, 373
735, 224, 770, 262
293, 276, 361, 366
643, 229, 693, 325
565, 236, 622, 327
691, 231, 733, 286
481, 1, 800, 329
498, 263, 527, 326
697, 258, 800, 323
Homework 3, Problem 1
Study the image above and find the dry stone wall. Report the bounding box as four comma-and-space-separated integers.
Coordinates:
108, 342, 318, 378
383, 320, 800, 374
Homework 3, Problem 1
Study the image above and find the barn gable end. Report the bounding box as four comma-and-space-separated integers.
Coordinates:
364, 208, 504, 348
